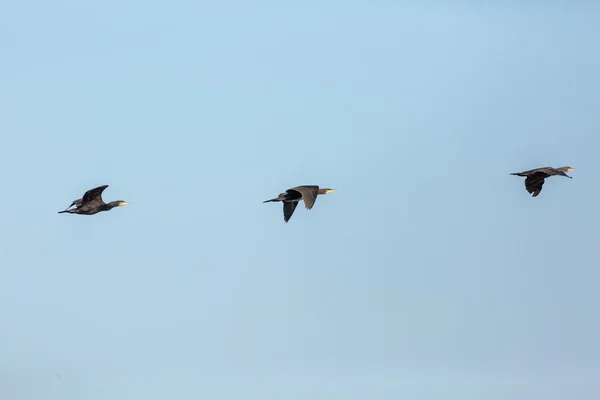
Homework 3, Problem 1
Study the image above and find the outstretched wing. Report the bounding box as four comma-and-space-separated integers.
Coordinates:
82, 185, 109, 204
290, 185, 319, 210
283, 201, 298, 223
283, 189, 303, 201
517, 167, 553, 177
525, 175, 545, 197
69, 198, 83, 209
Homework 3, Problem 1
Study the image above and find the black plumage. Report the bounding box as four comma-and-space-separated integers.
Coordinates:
263, 185, 337, 222
510, 166, 574, 197
58, 185, 130, 215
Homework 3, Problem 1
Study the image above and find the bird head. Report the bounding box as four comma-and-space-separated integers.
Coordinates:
557, 167, 575, 178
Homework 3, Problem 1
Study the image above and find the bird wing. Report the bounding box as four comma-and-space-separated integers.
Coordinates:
525, 174, 545, 197
68, 198, 83, 208
284, 189, 303, 201
518, 167, 553, 177
283, 201, 298, 222
82, 185, 109, 204
290, 185, 319, 210
532, 167, 556, 177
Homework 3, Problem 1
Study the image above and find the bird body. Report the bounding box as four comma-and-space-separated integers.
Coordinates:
58, 185, 130, 215
263, 185, 337, 222
510, 166, 574, 197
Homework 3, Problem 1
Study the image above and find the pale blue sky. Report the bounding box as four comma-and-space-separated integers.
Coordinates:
1, 2, 599, 399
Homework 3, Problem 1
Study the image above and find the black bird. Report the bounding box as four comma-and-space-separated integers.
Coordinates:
510, 166, 575, 197
263, 185, 337, 222
58, 185, 130, 215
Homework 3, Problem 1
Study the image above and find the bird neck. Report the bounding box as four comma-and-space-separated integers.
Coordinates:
104, 201, 121, 210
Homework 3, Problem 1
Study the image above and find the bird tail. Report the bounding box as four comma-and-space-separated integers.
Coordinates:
263, 198, 278, 203
509, 173, 522, 176
58, 210, 70, 214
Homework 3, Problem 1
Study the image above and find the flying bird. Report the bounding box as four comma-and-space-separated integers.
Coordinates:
58, 185, 130, 215
510, 166, 574, 197
263, 185, 337, 222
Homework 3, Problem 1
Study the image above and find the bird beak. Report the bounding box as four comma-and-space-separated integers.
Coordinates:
327, 189, 338, 194
567, 168, 575, 172
119, 201, 131, 206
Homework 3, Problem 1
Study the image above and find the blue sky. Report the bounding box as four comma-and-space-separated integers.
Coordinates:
1, 2, 599, 399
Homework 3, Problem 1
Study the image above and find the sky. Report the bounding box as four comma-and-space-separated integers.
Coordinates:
1, 1, 599, 399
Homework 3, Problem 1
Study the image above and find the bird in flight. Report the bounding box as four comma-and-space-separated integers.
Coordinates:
58, 185, 130, 215
263, 185, 337, 222
510, 166, 574, 197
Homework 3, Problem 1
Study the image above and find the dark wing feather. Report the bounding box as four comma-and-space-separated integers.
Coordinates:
531, 167, 556, 177
283, 201, 298, 222
69, 198, 83, 209
517, 167, 553, 177
290, 185, 319, 210
82, 185, 109, 204
525, 175, 545, 197
284, 189, 303, 201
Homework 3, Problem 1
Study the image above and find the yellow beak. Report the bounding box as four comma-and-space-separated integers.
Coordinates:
119, 201, 131, 206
